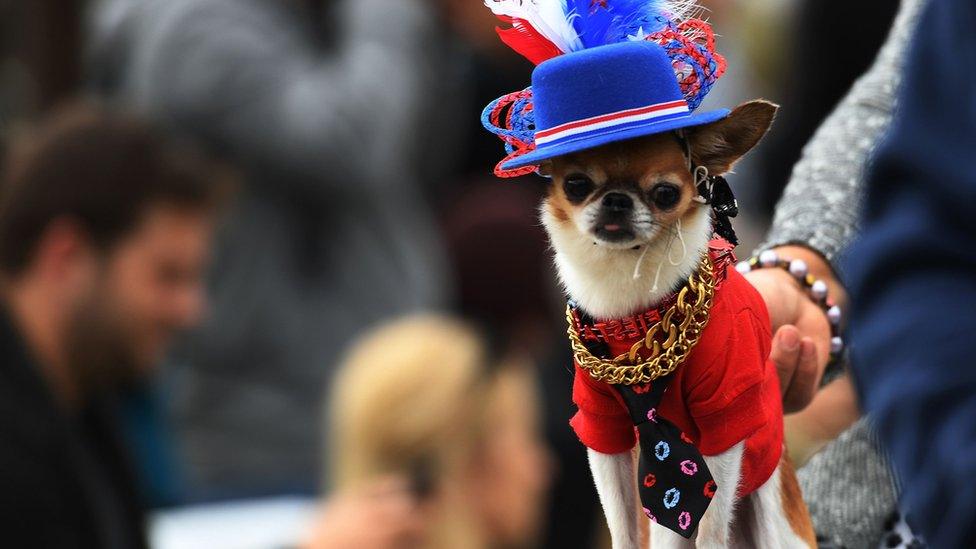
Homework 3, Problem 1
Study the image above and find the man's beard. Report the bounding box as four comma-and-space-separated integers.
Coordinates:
63, 288, 144, 397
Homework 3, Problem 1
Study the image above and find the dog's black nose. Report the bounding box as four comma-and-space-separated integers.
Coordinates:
602, 192, 633, 212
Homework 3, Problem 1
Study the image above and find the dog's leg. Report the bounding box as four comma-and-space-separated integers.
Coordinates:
589, 448, 640, 549
744, 454, 816, 548
650, 520, 695, 549
695, 442, 744, 549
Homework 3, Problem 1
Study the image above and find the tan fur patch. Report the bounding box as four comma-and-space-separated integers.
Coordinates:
544, 190, 573, 224
779, 453, 817, 547
550, 203, 569, 223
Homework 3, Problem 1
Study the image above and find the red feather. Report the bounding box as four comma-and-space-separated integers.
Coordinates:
495, 16, 563, 65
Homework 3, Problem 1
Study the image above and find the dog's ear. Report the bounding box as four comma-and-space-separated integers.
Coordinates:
686, 100, 778, 175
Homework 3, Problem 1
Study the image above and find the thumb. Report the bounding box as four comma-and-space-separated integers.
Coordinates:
771, 325, 801, 397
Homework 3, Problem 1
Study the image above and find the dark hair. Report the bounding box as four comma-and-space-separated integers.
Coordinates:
0, 103, 232, 275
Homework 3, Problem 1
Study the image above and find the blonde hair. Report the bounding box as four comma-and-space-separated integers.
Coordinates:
328, 315, 496, 547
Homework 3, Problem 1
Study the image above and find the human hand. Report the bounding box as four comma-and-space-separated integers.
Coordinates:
784, 373, 860, 467
304, 477, 427, 549
745, 246, 846, 413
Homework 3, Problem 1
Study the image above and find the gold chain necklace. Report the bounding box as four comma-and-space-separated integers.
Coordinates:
566, 253, 717, 385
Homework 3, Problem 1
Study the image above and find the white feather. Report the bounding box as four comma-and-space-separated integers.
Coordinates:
661, 0, 704, 21
485, 0, 583, 54
663, 0, 713, 42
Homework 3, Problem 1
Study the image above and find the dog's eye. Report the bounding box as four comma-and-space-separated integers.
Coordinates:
650, 183, 681, 210
563, 175, 595, 203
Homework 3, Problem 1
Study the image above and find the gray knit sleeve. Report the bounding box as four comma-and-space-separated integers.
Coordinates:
758, 0, 926, 267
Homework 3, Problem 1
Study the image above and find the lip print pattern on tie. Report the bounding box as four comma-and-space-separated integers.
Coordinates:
644, 473, 657, 488
703, 480, 717, 498
678, 511, 692, 531
655, 441, 671, 460
644, 507, 657, 523
647, 408, 658, 422
663, 488, 681, 509
680, 460, 698, 475
634, 383, 653, 394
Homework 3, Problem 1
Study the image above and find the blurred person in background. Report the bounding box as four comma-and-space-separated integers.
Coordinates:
0, 104, 226, 549
0, 104, 468, 549
86, 0, 458, 499
324, 315, 552, 549
743, 0, 928, 546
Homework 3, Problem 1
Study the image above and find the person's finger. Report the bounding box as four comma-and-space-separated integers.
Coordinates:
372, 501, 428, 549
782, 337, 823, 414
305, 481, 424, 549
367, 491, 418, 523
360, 476, 412, 499
390, 515, 429, 549
370, 486, 427, 529
771, 325, 801, 398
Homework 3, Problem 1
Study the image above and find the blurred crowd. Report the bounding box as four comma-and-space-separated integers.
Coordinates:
2, 0, 974, 548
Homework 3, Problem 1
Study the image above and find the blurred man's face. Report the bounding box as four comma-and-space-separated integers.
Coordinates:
67, 204, 214, 390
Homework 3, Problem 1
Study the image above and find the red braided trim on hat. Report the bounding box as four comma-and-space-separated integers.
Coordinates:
648, 19, 727, 104
488, 89, 538, 178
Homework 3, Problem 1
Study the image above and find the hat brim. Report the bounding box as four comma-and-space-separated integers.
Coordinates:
501, 108, 730, 170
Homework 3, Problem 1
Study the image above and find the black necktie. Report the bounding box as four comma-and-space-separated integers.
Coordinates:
615, 379, 716, 538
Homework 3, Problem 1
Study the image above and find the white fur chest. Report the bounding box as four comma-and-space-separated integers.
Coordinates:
543, 205, 713, 320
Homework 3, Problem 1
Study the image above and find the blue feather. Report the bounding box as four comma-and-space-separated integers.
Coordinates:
566, 0, 673, 48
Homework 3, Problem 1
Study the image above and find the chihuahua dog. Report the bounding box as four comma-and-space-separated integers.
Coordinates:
540, 100, 815, 548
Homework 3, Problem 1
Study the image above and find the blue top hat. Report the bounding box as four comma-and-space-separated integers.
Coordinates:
501, 40, 729, 170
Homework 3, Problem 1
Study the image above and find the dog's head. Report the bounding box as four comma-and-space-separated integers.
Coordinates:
540, 100, 777, 250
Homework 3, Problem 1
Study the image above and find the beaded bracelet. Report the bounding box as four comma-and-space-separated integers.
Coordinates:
735, 250, 845, 364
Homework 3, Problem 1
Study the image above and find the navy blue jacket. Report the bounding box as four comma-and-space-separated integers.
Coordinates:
846, 0, 976, 546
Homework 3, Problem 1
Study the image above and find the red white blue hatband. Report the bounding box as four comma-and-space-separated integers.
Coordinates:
533, 99, 692, 146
